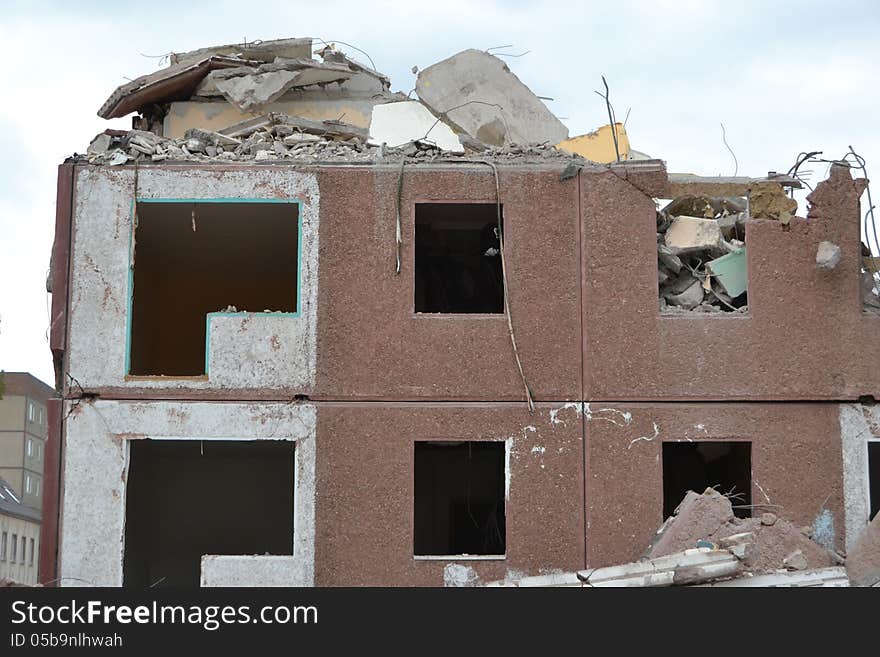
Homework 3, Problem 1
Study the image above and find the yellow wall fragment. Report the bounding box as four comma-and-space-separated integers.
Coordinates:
556, 122, 630, 163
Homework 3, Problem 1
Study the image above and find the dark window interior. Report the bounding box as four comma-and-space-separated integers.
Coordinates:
123, 440, 294, 587
414, 203, 503, 314
870, 442, 880, 521
414, 441, 505, 556
662, 441, 752, 519
129, 202, 298, 376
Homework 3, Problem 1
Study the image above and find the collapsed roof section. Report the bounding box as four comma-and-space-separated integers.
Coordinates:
92, 36, 628, 162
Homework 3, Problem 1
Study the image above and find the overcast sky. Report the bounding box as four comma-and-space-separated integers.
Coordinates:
1, 0, 877, 387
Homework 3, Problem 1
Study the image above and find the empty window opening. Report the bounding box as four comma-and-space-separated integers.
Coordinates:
129, 202, 299, 376
414, 441, 506, 556
656, 196, 748, 314
123, 440, 294, 587
869, 442, 880, 521
662, 441, 752, 519
414, 203, 504, 314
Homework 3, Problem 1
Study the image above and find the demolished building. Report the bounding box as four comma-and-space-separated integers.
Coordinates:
40, 37, 880, 587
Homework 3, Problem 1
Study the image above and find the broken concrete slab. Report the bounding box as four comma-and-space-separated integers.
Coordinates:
171, 37, 314, 68
98, 55, 260, 119
214, 69, 334, 113
698, 567, 849, 587
183, 128, 241, 149
707, 247, 747, 298
663, 278, 705, 310
368, 101, 463, 153
647, 488, 734, 559
816, 241, 842, 270
665, 173, 802, 199
517, 572, 582, 587
664, 215, 723, 254
845, 512, 880, 587
415, 49, 568, 147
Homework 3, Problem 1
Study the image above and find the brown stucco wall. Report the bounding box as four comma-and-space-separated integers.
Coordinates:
582, 164, 879, 401
314, 403, 585, 586
584, 401, 845, 567
313, 166, 583, 402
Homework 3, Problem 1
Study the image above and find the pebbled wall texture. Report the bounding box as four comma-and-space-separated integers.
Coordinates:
48, 160, 879, 585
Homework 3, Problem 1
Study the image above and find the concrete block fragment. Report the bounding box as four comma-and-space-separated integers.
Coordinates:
707, 247, 747, 298
846, 512, 880, 587
517, 572, 582, 587
657, 244, 682, 274
816, 241, 842, 270
783, 549, 808, 570
87, 133, 112, 155
664, 216, 723, 254
283, 133, 321, 146
415, 49, 568, 146
647, 488, 734, 559
664, 279, 704, 310
214, 70, 303, 112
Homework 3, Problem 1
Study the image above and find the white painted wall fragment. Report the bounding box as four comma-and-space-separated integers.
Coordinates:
841, 403, 880, 551
59, 400, 316, 587
67, 167, 320, 391
368, 101, 463, 152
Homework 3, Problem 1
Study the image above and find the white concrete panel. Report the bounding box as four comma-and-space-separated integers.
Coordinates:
368, 101, 463, 152
840, 403, 879, 551
67, 167, 320, 392
59, 399, 316, 587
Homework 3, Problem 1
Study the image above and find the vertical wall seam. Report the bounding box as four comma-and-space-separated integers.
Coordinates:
577, 170, 588, 569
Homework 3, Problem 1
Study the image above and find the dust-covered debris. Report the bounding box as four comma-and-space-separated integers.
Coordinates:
657, 195, 748, 314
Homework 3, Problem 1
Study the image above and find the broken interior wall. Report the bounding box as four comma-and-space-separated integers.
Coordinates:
581, 165, 880, 400
58, 400, 315, 587
314, 403, 583, 585
841, 403, 880, 552
163, 72, 401, 139
313, 165, 583, 401
65, 166, 319, 396
584, 402, 845, 568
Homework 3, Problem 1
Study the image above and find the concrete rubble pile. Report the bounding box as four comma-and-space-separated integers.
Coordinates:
657, 195, 750, 314
82, 37, 606, 167
484, 488, 880, 587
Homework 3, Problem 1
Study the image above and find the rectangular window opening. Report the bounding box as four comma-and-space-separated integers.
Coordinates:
414, 441, 506, 557
123, 440, 295, 587
19, 536, 25, 564
11, 534, 17, 563
1, 532, 6, 561
656, 196, 748, 314
869, 442, 880, 521
129, 202, 299, 376
29, 538, 34, 566
414, 203, 504, 314
662, 441, 752, 519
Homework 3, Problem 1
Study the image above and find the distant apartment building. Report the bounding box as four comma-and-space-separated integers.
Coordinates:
0, 372, 54, 510
0, 477, 41, 585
